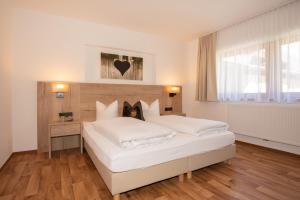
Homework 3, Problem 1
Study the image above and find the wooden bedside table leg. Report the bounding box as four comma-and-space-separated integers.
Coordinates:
113, 194, 120, 200
80, 135, 83, 154
178, 174, 184, 182
49, 137, 51, 159
48, 126, 51, 159
187, 171, 192, 179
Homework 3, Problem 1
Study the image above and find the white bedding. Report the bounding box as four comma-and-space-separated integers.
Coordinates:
83, 122, 235, 173
147, 115, 229, 136
93, 117, 176, 148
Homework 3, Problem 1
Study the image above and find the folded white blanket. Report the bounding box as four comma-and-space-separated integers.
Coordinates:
147, 115, 229, 136
93, 117, 176, 148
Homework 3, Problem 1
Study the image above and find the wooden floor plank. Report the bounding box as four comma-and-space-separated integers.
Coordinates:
256, 185, 295, 200
25, 168, 41, 197
208, 179, 251, 200
2, 161, 26, 194
73, 181, 88, 200
0, 194, 14, 200
0, 142, 299, 200
61, 164, 75, 199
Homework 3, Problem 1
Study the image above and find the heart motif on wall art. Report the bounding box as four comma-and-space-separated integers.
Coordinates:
113, 60, 131, 76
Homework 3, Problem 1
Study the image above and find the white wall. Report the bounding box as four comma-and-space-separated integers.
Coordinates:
0, 2, 13, 167
11, 9, 185, 151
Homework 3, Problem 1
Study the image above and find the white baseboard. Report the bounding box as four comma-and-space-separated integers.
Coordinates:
235, 133, 300, 155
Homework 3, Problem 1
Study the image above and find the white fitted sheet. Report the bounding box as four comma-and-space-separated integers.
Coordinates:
83, 122, 235, 173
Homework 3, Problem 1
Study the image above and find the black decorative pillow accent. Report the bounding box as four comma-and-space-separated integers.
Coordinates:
122, 101, 145, 121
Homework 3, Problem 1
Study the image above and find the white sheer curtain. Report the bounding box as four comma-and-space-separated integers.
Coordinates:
217, 1, 300, 103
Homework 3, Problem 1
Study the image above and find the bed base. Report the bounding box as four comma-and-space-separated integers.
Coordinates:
84, 141, 235, 199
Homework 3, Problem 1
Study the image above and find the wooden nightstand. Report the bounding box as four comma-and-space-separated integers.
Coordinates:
48, 121, 82, 158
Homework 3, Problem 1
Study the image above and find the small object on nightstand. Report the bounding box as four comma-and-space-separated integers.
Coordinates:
48, 121, 82, 158
59, 112, 73, 122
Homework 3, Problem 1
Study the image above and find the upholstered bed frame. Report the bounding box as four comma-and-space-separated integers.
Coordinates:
84, 140, 235, 200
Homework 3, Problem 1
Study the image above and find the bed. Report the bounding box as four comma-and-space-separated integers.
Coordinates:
37, 82, 236, 200
83, 121, 235, 200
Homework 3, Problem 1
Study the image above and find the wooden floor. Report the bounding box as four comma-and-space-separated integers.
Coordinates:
0, 142, 299, 200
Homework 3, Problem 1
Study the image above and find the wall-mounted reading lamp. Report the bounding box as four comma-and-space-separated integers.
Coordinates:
165, 86, 180, 111
52, 82, 69, 98
166, 86, 180, 97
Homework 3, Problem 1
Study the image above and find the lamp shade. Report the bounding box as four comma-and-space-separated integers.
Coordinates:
166, 86, 180, 94
52, 82, 69, 93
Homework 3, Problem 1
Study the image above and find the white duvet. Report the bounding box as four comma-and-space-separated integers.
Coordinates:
147, 115, 229, 136
93, 117, 176, 148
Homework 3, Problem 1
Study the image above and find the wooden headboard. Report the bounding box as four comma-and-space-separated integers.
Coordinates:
37, 82, 182, 152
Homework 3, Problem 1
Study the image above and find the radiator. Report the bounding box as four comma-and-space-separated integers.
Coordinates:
227, 103, 300, 146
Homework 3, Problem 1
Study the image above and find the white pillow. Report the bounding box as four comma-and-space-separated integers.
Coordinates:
96, 100, 118, 120
140, 99, 160, 120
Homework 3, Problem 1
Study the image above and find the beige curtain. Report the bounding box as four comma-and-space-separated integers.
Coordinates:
195, 33, 217, 101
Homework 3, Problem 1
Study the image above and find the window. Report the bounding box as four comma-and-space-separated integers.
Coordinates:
281, 40, 300, 93
217, 35, 300, 103
216, 0, 300, 103
218, 46, 266, 94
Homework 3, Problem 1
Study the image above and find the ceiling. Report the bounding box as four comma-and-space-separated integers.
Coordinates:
11, 0, 293, 40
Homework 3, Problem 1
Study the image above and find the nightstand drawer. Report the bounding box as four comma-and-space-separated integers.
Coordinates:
50, 124, 81, 137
